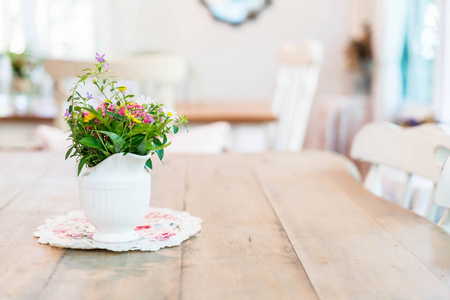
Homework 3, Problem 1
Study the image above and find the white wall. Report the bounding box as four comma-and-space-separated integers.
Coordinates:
104, 0, 353, 101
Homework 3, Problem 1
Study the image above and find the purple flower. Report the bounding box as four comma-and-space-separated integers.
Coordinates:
64, 108, 71, 117
104, 63, 109, 69
95, 52, 105, 63
143, 114, 154, 124
86, 93, 93, 100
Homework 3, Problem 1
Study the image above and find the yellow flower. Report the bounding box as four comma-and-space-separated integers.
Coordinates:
104, 98, 111, 103
132, 118, 141, 123
117, 86, 127, 92
83, 112, 95, 122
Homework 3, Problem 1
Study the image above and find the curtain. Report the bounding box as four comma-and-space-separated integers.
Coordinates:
403, 0, 438, 106
371, 0, 408, 121
433, 0, 450, 123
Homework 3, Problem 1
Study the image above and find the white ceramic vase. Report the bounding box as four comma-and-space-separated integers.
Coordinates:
78, 153, 151, 243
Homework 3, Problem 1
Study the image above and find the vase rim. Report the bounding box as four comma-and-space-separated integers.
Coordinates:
82, 152, 152, 175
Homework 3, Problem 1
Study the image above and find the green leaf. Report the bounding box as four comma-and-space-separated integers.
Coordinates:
173, 125, 179, 134
65, 146, 73, 160
145, 158, 152, 169
79, 136, 104, 150
84, 107, 112, 131
137, 136, 147, 155
156, 149, 164, 161
82, 68, 91, 71
99, 131, 125, 152
129, 124, 148, 136
148, 141, 171, 151
106, 111, 125, 122
77, 155, 91, 176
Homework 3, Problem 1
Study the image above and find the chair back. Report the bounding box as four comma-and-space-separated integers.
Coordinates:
44, 59, 91, 129
272, 40, 323, 152
112, 53, 189, 108
351, 122, 450, 220
45, 53, 189, 129
434, 157, 450, 232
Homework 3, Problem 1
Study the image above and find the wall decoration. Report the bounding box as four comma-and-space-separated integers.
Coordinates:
202, 0, 271, 26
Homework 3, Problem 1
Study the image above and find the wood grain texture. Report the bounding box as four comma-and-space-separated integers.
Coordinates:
1, 152, 450, 300
176, 101, 277, 123
179, 155, 317, 300
38, 157, 187, 300
249, 151, 450, 300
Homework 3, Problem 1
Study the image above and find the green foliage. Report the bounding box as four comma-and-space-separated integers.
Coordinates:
64, 55, 188, 175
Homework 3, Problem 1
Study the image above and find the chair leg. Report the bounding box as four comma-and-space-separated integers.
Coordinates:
426, 185, 438, 222
364, 164, 383, 197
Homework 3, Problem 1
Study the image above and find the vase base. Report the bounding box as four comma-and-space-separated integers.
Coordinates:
92, 231, 139, 243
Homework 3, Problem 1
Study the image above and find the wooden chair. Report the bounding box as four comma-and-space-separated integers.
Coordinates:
435, 157, 450, 232
351, 122, 450, 221
111, 53, 189, 108
45, 53, 189, 129
44, 59, 92, 129
271, 40, 323, 152
44, 55, 230, 154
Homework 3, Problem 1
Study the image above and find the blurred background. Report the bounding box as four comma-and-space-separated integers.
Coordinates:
0, 0, 446, 156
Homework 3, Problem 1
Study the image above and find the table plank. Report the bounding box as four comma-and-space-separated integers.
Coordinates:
1, 152, 450, 299
0, 154, 186, 300
249, 152, 450, 299
37, 157, 187, 300
329, 161, 450, 284
180, 155, 318, 299
176, 101, 277, 123
0, 154, 77, 299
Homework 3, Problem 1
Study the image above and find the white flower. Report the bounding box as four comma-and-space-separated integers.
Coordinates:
136, 95, 155, 106
115, 80, 135, 95
162, 106, 178, 120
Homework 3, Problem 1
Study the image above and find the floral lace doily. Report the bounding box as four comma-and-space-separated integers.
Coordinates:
34, 207, 202, 252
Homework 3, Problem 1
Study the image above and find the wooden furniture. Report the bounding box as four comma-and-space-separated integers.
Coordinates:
44, 59, 91, 129
305, 94, 370, 156
351, 123, 450, 221
271, 40, 323, 152
176, 101, 276, 123
112, 53, 189, 108
435, 156, 450, 232
44, 54, 189, 129
1, 151, 450, 299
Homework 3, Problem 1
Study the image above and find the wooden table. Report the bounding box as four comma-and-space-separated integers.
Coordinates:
176, 101, 277, 123
1, 151, 450, 299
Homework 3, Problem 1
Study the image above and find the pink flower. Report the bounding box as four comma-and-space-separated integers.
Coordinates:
155, 232, 176, 241
118, 107, 126, 116
134, 225, 152, 231
143, 114, 154, 124
74, 217, 89, 223
107, 105, 117, 112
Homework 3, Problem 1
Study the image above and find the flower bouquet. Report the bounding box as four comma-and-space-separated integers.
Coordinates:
64, 53, 187, 243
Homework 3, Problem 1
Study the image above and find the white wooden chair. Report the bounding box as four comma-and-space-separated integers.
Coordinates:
112, 53, 189, 108
435, 157, 450, 232
271, 40, 323, 152
351, 122, 450, 221
43, 55, 230, 154
45, 53, 189, 128
44, 59, 92, 129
